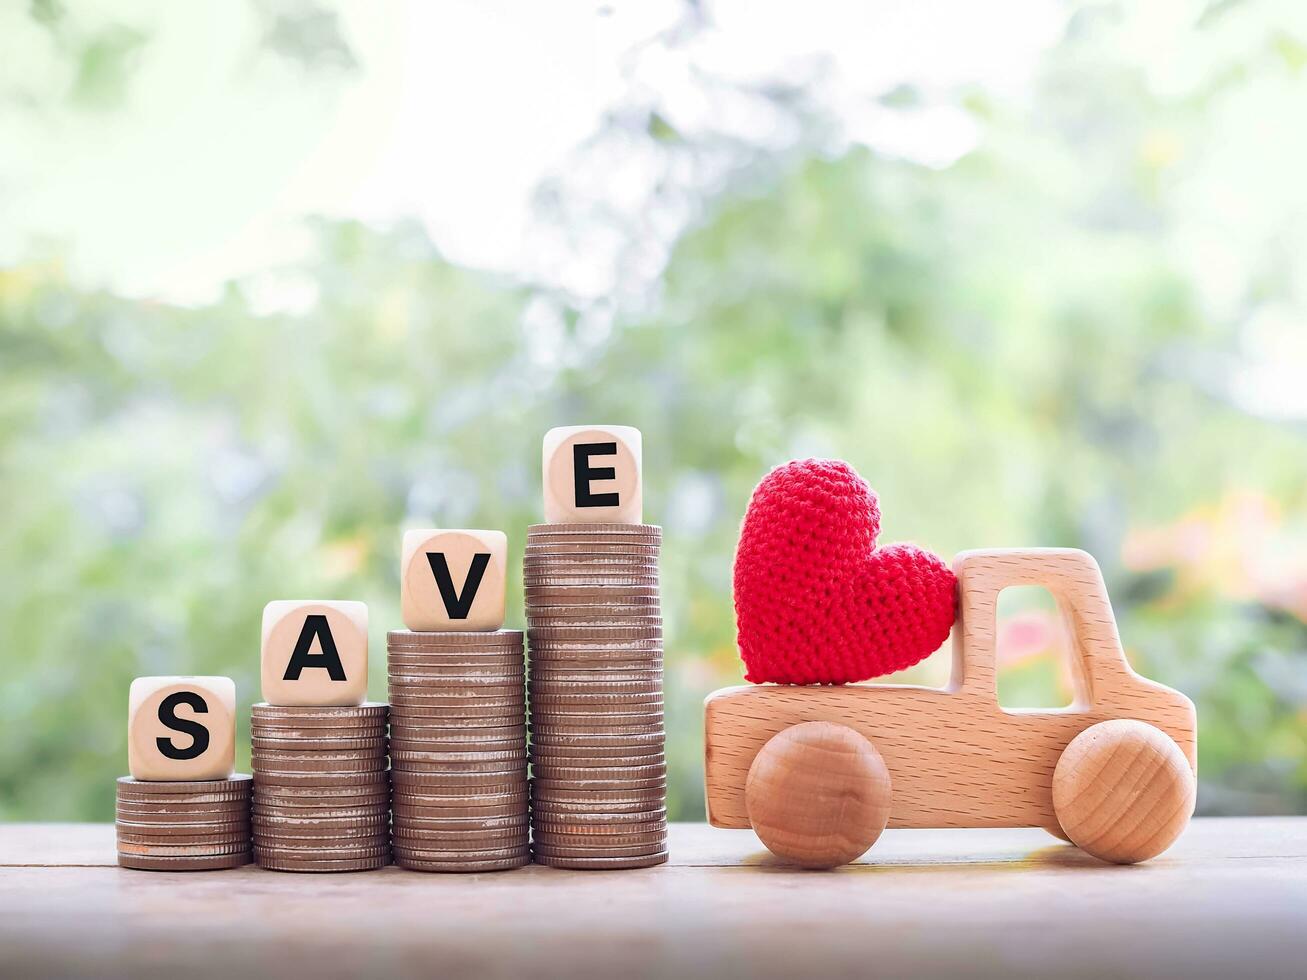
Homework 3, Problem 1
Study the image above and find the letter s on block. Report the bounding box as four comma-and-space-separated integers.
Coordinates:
128, 676, 236, 781
155, 690, 210, 760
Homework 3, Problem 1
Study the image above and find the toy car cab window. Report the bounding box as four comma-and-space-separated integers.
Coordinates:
996, 586, 1075, 709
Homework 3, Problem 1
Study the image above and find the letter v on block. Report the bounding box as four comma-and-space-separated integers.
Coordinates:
402, 529, 507, 632
426, 551, 491, 620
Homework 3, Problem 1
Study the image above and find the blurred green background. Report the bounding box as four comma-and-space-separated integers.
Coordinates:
2, 1, 1305, 822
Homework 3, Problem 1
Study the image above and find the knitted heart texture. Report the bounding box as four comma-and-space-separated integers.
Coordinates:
733, 458, 958, 685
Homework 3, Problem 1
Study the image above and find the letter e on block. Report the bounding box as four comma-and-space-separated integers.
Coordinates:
542, 425, 642, 524
261, 600, 369, 706
128, 676, 236, 781
402, 529, 507, 631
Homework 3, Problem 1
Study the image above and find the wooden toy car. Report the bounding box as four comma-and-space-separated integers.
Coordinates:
704, 548, 1198, 868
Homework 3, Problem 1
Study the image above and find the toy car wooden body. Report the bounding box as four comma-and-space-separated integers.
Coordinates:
704, 548, 1198, 866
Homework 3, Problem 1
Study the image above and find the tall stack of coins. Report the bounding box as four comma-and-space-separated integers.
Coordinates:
249, 703, 391, 872
386, 630, 530, 872
115, 775, 252, 870
524, 522, 668, 869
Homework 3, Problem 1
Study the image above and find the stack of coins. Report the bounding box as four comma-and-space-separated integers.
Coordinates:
115, 775, 252, 870
524, 522, 668, 869
249, 703, 391, 872
386, 630, 530, 872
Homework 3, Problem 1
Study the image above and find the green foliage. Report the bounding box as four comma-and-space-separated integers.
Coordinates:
2, 0, 1306, 822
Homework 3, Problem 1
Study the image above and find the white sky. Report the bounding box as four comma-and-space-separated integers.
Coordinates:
0, 0, 1066, 307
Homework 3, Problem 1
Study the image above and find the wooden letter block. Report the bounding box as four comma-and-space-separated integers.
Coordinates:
543, 425, 642, 524
128, 676, 236, 781
261, 600, 369, 706
402, 528, 507, 631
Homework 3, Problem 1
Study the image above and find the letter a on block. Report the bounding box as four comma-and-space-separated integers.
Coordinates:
261, 601, 369, 706
542, 425, 643, 524
402, 529, 507, 631
128, 676, 236, 781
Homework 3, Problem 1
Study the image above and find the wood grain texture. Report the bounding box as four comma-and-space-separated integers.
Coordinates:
705, 549, 1197, 833
1053, 719, 1196, 864
2, 821, 1303, 980
744, 722, 891, 868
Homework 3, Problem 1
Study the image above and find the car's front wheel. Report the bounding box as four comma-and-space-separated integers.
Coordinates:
1052, 719, 1195, 864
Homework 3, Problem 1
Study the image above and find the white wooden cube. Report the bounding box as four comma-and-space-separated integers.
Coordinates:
542, 425, 642, 524
128, 676, 236, 781
401, 529, 507, 631
261, 600, 369, 706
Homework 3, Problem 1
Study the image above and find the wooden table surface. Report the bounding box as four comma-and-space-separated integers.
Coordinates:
2, 818, 1303, 979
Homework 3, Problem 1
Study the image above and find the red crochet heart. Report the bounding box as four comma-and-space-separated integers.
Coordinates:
733, 459, 957, 685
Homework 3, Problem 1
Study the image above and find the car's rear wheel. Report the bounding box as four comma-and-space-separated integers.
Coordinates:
744, 721, 891, 869
1052, 719, 1195, 864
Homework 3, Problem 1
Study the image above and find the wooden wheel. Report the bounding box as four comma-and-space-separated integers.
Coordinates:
1053, 719, 1195, 864
744, 721, 891, 869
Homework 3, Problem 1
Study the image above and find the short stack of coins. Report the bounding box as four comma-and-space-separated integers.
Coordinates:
115, 775, 252, 870
386, 629, 530, 872
525, 521, 668, 869
249, 703, 391, 872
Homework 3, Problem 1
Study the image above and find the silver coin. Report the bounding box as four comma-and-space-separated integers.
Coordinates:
115, 819, 249, 837
528, 705, 664, 719
254, 773, 390, 791
247, 752, 384, 768
531, 775, 666, 791
386, 629, 523, 646
116, 775, 252, 794
385, 656, 522, 669
391, 844, 531, 862
524, 591, 660, 605
529, 680, 663, 696
528, 624, 662, 639
525, 544, 660, 556
386, 681, 523, 696
118, 851, 253, 871
526, 621, 661, 631
250, 735, 388, 751
531, 751, 666, 769
394, 853, 529, 872
528, 789, 666, 807
523, 573, 659, 586
251, 702, 388, 720
392, 793, 528, 810
527, 521, 660, 533
529, 803, 667, 821
116, 831, 251, 848
383, 665, 525, 679
391, 826, 529, 844
251, 807, 389, 820
529, 722, 664, 737
530, 671, 663, 685
255, 853, 390, 873
390, 768, 524, 788
388, 707, 526, 725
115, 797, 248, 814
391, 757, 525, 773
